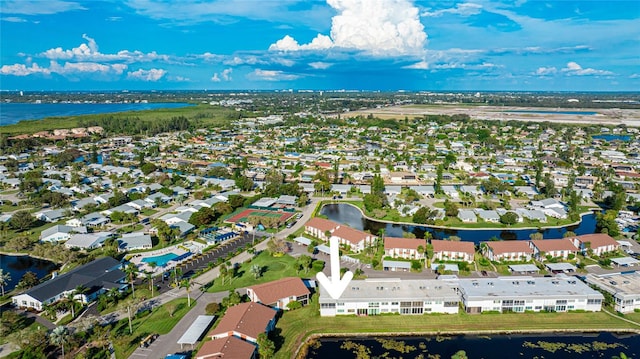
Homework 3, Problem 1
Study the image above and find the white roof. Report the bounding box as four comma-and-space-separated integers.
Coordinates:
177, 315, 216, 346
508, 264, 540, 272
611, 257, 640, 266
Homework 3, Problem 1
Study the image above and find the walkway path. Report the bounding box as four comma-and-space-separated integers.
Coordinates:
603, 308, 640, 327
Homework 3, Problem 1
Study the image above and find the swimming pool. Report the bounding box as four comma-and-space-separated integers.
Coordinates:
141, 252, 179, 267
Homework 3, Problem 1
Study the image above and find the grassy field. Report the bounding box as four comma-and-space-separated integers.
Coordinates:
275, 301, 640, 359
0, 104, 238, 135
112, 298, 193, 359
206, 251, 324, 293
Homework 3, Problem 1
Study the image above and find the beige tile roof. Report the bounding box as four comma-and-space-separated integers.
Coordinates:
247, 277, 309, 305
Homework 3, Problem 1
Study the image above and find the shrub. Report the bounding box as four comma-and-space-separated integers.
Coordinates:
205, 302, 221, 315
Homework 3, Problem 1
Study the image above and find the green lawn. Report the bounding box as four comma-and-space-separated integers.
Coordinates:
112, 298, 193, 359
206, 251, 324, 292
275, 301, 640, 359
141, 209, 158, 216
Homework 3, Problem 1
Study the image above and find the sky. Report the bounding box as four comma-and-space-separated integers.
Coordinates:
1, 0, 639, 91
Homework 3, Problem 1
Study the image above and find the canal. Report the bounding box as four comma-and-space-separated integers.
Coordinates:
320, 203, 597, 243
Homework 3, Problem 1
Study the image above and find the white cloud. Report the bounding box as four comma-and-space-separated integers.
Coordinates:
2, 16, 28, 22
561, 61, 613, 76
49, 61, 128, 75
106, 16, 122, 22
630, 74, 640, 79
309, 61, 333, 70
211, 73, 221, 82
421, 2, 482, 17
0, 63, 50, 76
535, 66, 557, 75
404, 60, 428, 69
269, 0, 427, 56
2, 0, 85, 15
249, 69, 299, 81
221, 68, 232, 81
127, 68, 167, 81
40, 34, 175, 64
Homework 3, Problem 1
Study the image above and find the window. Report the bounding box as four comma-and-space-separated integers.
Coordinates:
412, 307, 423, 314
320, 303, 336, 309
391, 302, 399, 306
587, 299, 602, 305
444, 301, 458, 307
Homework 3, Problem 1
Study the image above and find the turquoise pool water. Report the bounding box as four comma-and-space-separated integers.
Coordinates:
141, 252, 179, 266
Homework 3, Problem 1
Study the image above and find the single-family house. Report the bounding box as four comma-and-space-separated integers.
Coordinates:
64, 232, 112, 250
118, 232, 152, 251
12, 257, 126, 311
40, 225, 87, 243
458, 209, 477, 223
246, 277, 310, 310
195, 336, 256, 359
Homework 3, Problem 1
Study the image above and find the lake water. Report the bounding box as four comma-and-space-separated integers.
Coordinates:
306, 332, 639, 359
506, 110, 598, 115
0, 254, 58, 291
592, 134, 631, 142
0, 102, 192, 125
320, 203, 596, 243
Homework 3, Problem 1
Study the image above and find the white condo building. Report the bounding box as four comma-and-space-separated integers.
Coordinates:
319, 278, 459, 317
585, 272, 640, 313
457, 276, 603, 314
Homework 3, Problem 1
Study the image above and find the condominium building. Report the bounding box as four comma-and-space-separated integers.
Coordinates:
585, 272, 640, 313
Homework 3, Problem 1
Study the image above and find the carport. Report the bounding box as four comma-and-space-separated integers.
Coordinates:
176, 315, 216, 350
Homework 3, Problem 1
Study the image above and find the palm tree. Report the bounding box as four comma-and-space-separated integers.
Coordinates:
219, 263, 228, 285
180, 278, 192, 307
145, 271, 155, 297
250, 264, 262, 279
58, 293, 76, 318
74, 285, 89, 304
0, 269, 11, 297
49, 326, 70, 359
118, 297, 138, 334
124, 263, 138, 298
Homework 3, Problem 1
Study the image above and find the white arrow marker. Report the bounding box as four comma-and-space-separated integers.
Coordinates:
316, 237, 353, 300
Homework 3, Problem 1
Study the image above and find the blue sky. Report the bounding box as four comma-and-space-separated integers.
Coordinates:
1, 0, 638, 91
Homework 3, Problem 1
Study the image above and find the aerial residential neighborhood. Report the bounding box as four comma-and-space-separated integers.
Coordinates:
1, 90, 640, 358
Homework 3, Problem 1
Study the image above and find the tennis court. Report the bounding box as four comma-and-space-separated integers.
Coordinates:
225, 208, 294, 224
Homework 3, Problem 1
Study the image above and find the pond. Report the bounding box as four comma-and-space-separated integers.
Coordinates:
0, 254, 58, 291
305, 332, 639, 359
319, 203, 597, 243
592, 134, 631, 142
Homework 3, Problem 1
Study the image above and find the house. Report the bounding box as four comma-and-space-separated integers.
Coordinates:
442, 185, 459, 198
209, 302, 277, 344
514, 186, 538, 199
12, 257, 126, 311
195, 336, 256, 359
457, 276, 603, 314
319, 278, 459, 316
384, 237, 425, 260
483, 241, 533, 262
64, 232, 112, 250
246, 277, 310, 310
529, 239, 578, 261
458, 209, 477, 223
585, 272, 640, 313
118, 232, 152, 251
35, 209, 66, 223
431, 240, 475, 263
570, 233, 619, 256
330, 226, 375, 253
475, 209, 500, 223
304, 217, 340, 241
40, 225, 87, 243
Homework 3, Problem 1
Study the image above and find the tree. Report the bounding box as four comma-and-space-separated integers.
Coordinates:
189, 207, 217, 227
435, 164, 444, 194
49, 326, 70, 359
17, 271, 39, 289
10, 210, 34, 231
297, 255, 312, 274
257, 332, 275, 359
124, 263, 138, 298
181, 278, 193, 307
534, 160, 543, 189
250, 264, 262, 279
499, 212, 518, 225
596, 210, 620, 237
529, 232, 543, 240
443, 200, 459, 217
140, 162, 158, 175
0, 269, 11, 296
286, 300, 302, 310
219, 263, 228, 285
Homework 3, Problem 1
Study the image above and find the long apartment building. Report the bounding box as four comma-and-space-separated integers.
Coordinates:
319, 278, 459, 317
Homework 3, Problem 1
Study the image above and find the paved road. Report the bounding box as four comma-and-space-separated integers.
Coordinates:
129, 291, 229, 358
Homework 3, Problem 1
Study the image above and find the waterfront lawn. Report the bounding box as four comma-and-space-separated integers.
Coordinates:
274, 303, 640, 359
206, 251, 324, 293
112, 298, 192, 358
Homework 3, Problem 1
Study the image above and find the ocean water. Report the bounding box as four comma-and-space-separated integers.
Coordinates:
0, 102, 192, 125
